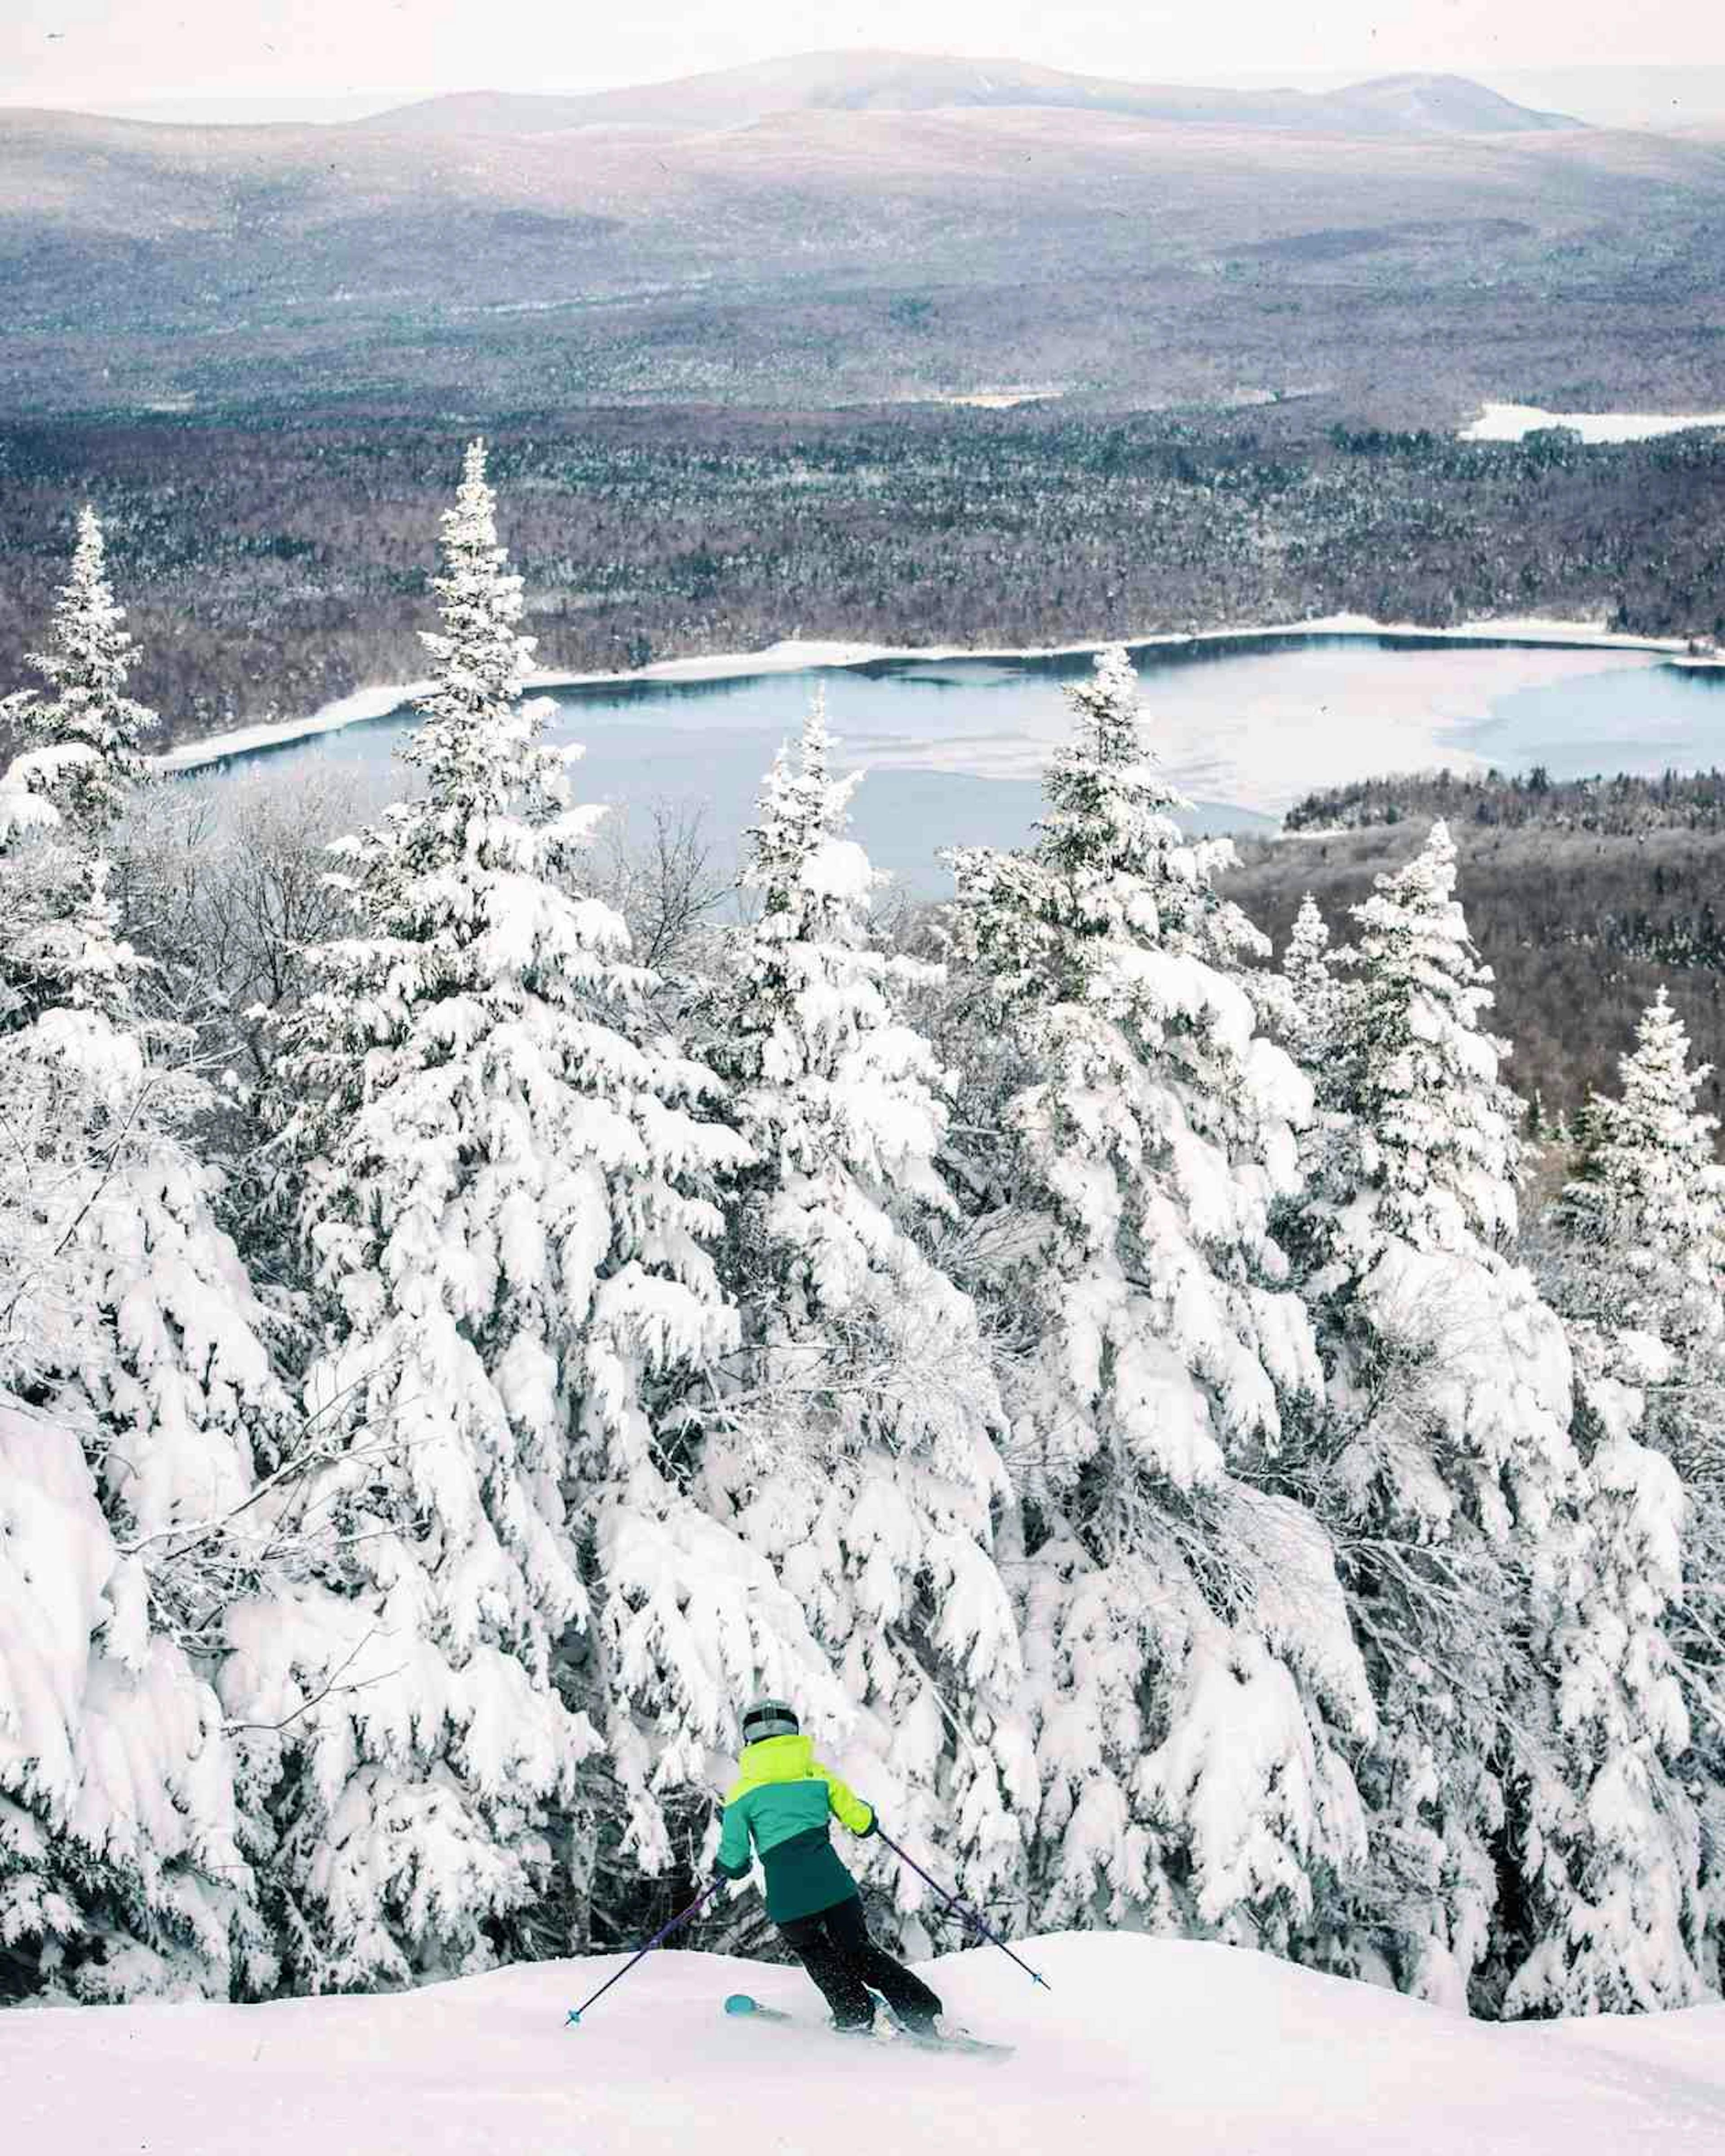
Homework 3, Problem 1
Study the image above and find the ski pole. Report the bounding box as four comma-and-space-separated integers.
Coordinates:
875, 1828, 1052, 1992
566, 1878, 723, 2026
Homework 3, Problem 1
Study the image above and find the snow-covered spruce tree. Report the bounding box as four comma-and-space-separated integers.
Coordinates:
0, 1395, 257, 2002
0, 764, 279, 2001
1502, 1405, 1703, 2015
1287, 821, 1537, 2006
2, 507, 154, 842
245, 441, 806, 1988
1519, 989, 1725, 2009
1282, 894, 1345, 1078
701, 699, 1033, 1925
0, 742, 283, 1582
1276, 892, 1354, 1200
944, 646, 1375, 1954
1546, 990, 1725, 1478
1288, 819, 1685, 2013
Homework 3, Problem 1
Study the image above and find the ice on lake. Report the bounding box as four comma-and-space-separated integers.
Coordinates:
174, 632, 1725, 893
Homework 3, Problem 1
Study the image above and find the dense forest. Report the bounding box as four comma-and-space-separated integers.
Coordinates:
2, 405, 1722, 754
1283, 766, 1725, 834
1225, 768, 1725, 1131
5, 458, 1725, 2028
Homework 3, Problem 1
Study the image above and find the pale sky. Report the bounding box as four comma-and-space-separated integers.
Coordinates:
2, 0, 1720, 115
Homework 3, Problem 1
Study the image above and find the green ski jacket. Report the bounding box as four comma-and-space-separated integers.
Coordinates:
715, 1733, 877, 1923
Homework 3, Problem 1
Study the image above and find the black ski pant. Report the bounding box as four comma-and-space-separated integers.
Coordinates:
777, 1894, 942, 2032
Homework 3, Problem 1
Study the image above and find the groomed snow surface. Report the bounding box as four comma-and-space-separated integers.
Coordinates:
7, 1933, 1725, 2155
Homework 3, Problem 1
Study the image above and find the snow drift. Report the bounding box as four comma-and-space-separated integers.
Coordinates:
4, 1932, 1725, 2156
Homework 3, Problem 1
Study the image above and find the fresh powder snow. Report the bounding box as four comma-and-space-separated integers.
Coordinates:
4, 1932, 1725, 2155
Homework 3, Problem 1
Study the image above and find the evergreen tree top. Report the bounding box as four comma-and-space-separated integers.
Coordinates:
1336, 821, 1521, 1252
741, 691, 869, 943
948, 644, 1265, 1003
1554, 987, 1725, 1348
1287, 893, 1331, 971
1282, 893, 1342, 1073
337, 440, 607, 920
1615, 989, 1716, 1126
396, 438, 563, 836
40, 508, 139, 702
720, 695, 951, 1209
3, 506, 154, 839
1036, 644, 1187, 879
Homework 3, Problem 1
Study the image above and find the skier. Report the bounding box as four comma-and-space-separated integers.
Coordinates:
715, 1697, 946, 2038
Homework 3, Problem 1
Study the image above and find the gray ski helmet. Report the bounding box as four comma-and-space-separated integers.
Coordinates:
741, 1697, 800, 1743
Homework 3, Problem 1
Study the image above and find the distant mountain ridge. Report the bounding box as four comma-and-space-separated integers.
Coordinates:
12, 48, 1716, 424
358, 50, 1582, 141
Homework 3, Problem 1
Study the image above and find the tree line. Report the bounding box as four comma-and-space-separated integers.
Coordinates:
3, 407, 1721, 763
3, 455, 1723, 2021
1226, 799, 1725, 1134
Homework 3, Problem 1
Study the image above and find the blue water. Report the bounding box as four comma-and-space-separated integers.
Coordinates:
186, 634, 1725, 892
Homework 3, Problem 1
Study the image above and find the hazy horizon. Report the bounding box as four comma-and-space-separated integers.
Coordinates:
5, 0, 1723, 124
12, 59, 1725, 134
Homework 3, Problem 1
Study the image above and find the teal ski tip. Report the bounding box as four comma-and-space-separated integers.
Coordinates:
723, 1993, 762, 2015
566, 2009, 583, 2026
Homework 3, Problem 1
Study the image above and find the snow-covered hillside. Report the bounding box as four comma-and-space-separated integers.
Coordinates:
5, 1934, 1725, 2156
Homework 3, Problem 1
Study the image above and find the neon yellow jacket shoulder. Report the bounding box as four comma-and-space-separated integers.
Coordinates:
715, 1733, 875, 1881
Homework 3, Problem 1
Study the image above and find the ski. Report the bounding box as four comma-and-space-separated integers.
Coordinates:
723, 1993, 797, 2024
897, 2024, 1015, 2061
722, 1993, 1013, 2059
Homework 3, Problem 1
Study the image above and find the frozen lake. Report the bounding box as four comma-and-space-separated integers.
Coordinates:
182, 632, 1725, 891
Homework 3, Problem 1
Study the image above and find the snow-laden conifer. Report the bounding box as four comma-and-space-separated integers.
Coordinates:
0, 735, 281, 1570
1327, 822, 1525, 1255
1513, 989, 1723, 2011
0, 1396, 257, 2001
703, 700, 1033, 1918
1504, 1396, 1703, 2015
246, 441, 784, 1987
946, 646, 1374, 1950
1277, 891, 1352, 1199
0, 763, 279, 2000
1282, 894, 1344, 1075
1292, 822, 1588, 2006
1549, 990, 1725, 1472
2, 508, 154, 841
0, 755, 135, 1037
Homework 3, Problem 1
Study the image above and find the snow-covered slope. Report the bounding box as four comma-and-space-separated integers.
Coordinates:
5, 1933, 1724, 2155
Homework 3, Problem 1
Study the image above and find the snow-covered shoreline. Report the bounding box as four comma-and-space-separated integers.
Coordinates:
1460, 401, 1725, 444
150, 615, 1699, 776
